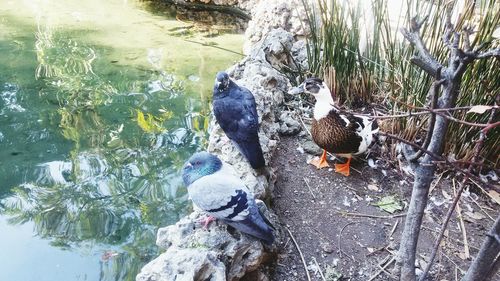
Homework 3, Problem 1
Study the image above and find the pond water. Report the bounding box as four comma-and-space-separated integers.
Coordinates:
0, 0, 244, 280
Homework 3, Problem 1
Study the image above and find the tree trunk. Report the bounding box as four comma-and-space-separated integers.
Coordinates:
462, 216, 500, 281
397, 164, 435, 280
396, 15, 500, 281
397, 81, 457, 281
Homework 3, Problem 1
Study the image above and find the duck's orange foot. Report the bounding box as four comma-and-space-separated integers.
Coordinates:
334, 157, 351, 176
310, 150, 330, 169
310, 157, 330, 169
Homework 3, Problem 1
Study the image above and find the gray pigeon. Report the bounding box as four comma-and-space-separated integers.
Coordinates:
212, 71, 266, 169
182, 151, 274, 245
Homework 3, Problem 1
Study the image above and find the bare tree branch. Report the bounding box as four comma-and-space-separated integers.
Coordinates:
408, 77, 443, 162
462, 26, 474, 52
400, 17, 443, 78
380, 132, 500, 193
465, 48, 500, 59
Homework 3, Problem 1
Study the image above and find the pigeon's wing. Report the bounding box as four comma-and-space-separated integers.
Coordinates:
225, 198, 275, 245
188, 166, 274, 244
188, 170, 251, 221
239, 86, 259, 130
213, 87, 259, 142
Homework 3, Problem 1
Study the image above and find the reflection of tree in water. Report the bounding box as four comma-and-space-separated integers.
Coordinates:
143, 0, 248, 34
175, 9, 247, 34
1, 25, 210, 280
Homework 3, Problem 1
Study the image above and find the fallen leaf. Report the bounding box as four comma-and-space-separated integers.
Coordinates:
367, 184, 379, 191
466, 105, 493, 114
487, 190, 500, 205
458, 252, 468, 260
442, 190, 452, 201
374, 195, 403, 214
464, 211, 486, 221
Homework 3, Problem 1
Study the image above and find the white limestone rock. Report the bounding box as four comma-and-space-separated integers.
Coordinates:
136, 248, 225, 281
244, 0, 308, 54
278, 111, 302, 136
137, 211, 269, 281
137, 6, 306, 281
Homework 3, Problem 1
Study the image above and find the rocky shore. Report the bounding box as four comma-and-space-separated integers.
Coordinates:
136, 1, 307, 280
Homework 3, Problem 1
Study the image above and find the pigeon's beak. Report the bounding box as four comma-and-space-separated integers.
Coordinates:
215, 81, 221, 89
184, 162, 193, 169
288, 83, 305, 95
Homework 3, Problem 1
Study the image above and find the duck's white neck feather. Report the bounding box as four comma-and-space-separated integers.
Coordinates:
313, 87, 335, 120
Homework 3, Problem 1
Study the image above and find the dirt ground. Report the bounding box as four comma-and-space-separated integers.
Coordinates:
269, 136, 500, 281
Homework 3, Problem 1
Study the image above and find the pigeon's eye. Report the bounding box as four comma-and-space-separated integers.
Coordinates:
195, 161, 201, 165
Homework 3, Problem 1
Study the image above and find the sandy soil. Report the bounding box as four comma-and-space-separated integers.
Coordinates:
269, 136, 499, 281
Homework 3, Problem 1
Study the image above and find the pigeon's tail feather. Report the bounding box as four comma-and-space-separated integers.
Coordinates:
226, 216, 275, 246
232, 139, 266, 169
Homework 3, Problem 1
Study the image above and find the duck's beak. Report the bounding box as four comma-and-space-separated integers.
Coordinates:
288, 83, 305, 95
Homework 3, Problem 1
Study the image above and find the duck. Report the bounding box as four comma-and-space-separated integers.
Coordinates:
212, 71, 266, 170
289, 77, 379, 176
182, 151, 275, 245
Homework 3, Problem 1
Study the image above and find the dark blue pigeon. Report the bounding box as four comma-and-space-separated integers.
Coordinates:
182, 152, 275, 245
212, 71, 265, 169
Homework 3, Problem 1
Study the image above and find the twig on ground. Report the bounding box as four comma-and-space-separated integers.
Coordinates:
283, 238, 291, 250
378, 263, 397, 280
368, 255, 390, 280
336, 211, 407, 219
366, 246, 387, 257
431, 160, 497, 171
467, 194, 495, 221
469, 178, 500, 205
350, 165, 361, 174
338, 222, 356, 258
368, 255, 396, 281
312, 257, 327, 281
429, 171, 446, 194
422, 226, 481, 251
285, 226, 312, 281
454, 179, 470, 260
441, 251, 465, 275
303, 177, 316, 199
389, 220, 399, 238
297, 113, 312, 138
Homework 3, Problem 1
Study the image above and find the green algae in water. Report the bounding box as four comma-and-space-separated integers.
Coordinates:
0, 0, 244, 280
